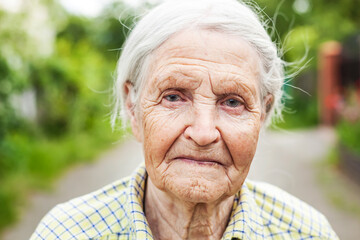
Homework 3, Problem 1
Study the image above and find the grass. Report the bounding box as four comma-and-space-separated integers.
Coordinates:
336, 120, 360, 156
0, 120, 123, 234
316, 147, 360, 219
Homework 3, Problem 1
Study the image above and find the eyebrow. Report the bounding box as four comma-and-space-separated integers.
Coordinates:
214, 80, 259, 109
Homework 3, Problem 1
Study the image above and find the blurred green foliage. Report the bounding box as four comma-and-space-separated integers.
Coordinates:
0, 1, 133, 231
337, 120, 360, 156
0, 0, 359, 234
256, 0, 359, 128
335, 87, 360, 157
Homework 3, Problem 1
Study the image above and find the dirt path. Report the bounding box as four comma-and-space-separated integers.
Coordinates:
3, 127, 360, 240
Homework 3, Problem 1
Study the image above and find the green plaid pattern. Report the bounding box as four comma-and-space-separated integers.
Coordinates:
30, 163, 338, 239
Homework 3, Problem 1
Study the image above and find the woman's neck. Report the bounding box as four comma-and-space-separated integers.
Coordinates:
144, 178, 234, 240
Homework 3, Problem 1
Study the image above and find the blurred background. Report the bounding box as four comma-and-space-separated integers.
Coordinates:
0, 0, 359, 239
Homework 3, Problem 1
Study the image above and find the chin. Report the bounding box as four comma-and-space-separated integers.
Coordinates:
165, 177, 228, 203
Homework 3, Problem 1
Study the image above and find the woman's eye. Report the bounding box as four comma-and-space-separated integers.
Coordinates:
164, 94, 181, 102
224, 98, 242, 108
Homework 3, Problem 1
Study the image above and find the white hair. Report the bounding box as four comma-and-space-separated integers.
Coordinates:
111, 0, 285, 128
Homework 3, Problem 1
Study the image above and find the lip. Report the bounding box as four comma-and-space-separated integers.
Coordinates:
174, 156, 223, 166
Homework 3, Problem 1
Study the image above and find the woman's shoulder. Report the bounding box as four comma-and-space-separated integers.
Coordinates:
243, 179, 338, 239
29, 176, 133, 240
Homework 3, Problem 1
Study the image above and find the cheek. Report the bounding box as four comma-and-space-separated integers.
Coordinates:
220, 113, 261, 167
141, 106, 188, 171
219, 116, 261, 194
229, 129, 259, 165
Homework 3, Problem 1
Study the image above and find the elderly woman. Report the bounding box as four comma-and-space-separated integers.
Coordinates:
31, 0, 338, 239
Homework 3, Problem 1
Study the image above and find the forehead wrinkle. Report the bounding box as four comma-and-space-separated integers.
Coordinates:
149, 64, 208, 93
151, 55, 259, 84
153, 36, 257, 64
222, 47, 261, 72
159, 48, 260, 80
211, 61, 259, 88
154, 31, 259, 65
155, 51, 254, 71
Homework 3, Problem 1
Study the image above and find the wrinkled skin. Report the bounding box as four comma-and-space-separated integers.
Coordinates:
126, 29, 271, 239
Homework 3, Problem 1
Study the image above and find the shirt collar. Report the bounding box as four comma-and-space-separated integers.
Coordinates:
222, 181, 266, 240
128, 163, 154, 239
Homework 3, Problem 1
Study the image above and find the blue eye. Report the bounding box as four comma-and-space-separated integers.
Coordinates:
224, 98, 241, 107
165, 94, 181, 102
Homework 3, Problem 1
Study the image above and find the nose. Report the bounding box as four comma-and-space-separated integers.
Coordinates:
183, 107, 220, 146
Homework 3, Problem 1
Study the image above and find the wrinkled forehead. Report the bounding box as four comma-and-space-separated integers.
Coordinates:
151, 29, 260, 71
145, 29, 262, 96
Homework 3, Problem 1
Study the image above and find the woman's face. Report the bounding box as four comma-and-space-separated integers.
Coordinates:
130, 29, 266, 203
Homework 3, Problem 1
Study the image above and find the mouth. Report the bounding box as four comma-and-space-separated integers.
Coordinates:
174, 156, 223, 166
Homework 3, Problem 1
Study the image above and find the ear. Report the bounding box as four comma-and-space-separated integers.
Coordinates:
124, 81, 142, 142
261, 94, 274, 124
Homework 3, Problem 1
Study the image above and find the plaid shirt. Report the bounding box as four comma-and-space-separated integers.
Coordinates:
30, 163, 338, 240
